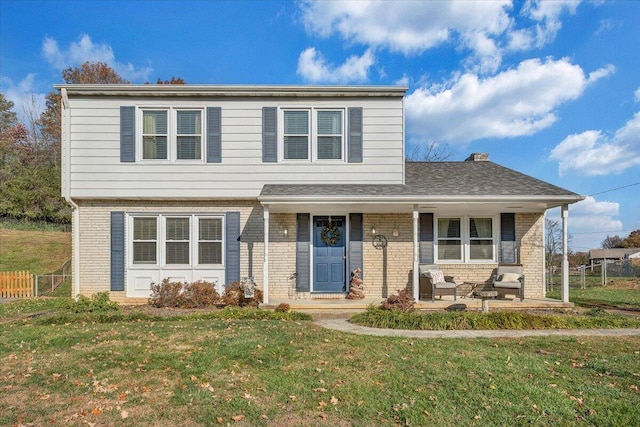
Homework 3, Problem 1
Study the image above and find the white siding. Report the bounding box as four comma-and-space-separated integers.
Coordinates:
67, 95, 405, 199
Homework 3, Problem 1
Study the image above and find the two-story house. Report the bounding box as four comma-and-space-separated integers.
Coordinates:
58, 84, 583, 305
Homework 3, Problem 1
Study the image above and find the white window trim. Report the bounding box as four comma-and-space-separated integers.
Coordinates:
277, 107, 346, 162
434, 214, 498, 264
136, 107, 205, 164
128, 214, 225, 269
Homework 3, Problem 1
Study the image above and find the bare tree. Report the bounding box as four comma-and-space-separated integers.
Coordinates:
406, 141, 452, 161
601, 234, 624, 249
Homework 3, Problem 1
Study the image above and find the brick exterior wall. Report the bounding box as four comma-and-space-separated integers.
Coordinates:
74, 203, 545, 303
75, 200, 265, 303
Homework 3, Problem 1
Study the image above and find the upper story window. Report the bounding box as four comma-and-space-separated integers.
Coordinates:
280, 108, 345, 161
139, 108, 204, 162
436, 216, 496, 263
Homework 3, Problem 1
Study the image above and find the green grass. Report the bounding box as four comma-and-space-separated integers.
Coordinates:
0, 227, 71, 274
1, 310, 639, 426
547, 277, 640, 310
351, 306, 640, 330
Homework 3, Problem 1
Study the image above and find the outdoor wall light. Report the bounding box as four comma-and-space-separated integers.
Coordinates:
392, 227, 399, 237
371, 226, 376, 235
283, 227, 288, 237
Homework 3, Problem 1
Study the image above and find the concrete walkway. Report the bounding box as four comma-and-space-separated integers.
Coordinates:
315, 318, 640, 339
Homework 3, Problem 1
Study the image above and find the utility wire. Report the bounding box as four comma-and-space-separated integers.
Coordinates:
588, 181, 640, 197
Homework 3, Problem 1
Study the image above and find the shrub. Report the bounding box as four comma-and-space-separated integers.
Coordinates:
182, 280, 220, 308
65, 292, 120, 313
221, 281, 263, 307
149, 279, 186, 307
275, 302, 290, 313
380, 288, 415, 312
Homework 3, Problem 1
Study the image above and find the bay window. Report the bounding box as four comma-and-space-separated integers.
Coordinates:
436, 215, 496, 262
129, 214, 224, 267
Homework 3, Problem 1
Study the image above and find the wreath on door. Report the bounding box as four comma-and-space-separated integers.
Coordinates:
321, 223, 341, 246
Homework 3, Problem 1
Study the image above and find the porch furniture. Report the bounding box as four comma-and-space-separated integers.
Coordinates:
474, 290, 498, 313
419, 264, 457, 302
492, 265, 524, 301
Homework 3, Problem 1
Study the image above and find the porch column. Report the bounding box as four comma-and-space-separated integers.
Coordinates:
413, 205, 419, 301
263, 205, 270, 304
561, 204, 569, 303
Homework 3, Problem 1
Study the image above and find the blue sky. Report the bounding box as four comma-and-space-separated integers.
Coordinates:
1, 0, 639, 252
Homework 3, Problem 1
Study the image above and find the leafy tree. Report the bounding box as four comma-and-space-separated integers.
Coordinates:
601, 235, 624, 249
622, 229, 640, 248
153, 77, 186, 84
0, 93, 18, 132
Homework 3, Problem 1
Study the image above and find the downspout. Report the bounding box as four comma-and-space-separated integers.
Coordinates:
60, 88, 81, 299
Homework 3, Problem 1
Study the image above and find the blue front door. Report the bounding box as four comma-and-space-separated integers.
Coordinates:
313, 216, 346, 293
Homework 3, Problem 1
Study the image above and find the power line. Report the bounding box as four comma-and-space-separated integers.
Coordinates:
571, 229, 635, 235
588, 181, 640, 197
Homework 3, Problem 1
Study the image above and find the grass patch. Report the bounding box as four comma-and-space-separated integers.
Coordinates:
548, 287, 640, 310
351, 306, 640, 330
0, 227, 71, 274
0, 314, 638, 425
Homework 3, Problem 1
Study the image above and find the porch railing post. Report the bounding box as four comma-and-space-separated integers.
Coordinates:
412, 205, 419, 301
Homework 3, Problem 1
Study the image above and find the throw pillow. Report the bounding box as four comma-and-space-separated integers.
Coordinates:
429, 269, 446, 283
500, 272, 521, 282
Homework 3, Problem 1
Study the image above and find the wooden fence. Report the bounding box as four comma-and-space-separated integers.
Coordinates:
0, 271, 34, 298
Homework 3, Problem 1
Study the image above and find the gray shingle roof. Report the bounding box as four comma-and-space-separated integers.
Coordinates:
260, 160, 583, 201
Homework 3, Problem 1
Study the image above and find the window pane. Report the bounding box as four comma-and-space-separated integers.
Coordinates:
166, 218, 190, 240
470, 240, 493, 259
143, 111, 167, 134
133, 242, 156, 264
317, 136, 342, 159
438, 218, 461, 238
199, 218, 222, 240
317, 111, 342, 134
166, 242, 189, 264
133, 218, 157, 240
470, 218, 492, 238
199, 242, 222, 264
177, 111, 201, 134
177, 136, 201, 160
438, 240, 461, 260
284, 136, 309, 159
284, 111, 308, 134
143, 136, 167, 159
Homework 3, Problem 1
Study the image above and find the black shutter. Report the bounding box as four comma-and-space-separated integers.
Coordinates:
419, 213, 434, 263
348, 107, 363, 163
349, 213, 363, 279
225, 212, 241, 285
500, 213, 516, 264
120, 106, 135, 162
262, 107, 277, 162
110, 211, 125, 291
296, 213, 311, 292
207, 107, 222, 163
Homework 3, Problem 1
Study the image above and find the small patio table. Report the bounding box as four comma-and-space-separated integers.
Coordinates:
474, 290, 498, 313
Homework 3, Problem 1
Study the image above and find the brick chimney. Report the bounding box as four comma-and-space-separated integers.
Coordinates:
465, 153, 489, 162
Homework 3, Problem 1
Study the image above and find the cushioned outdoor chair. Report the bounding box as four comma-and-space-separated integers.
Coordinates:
419, 264, 457, 302
492, 265, 525, 301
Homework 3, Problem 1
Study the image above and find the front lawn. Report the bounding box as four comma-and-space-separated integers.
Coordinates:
1, 303, 640, 425
547, 278, 640, 310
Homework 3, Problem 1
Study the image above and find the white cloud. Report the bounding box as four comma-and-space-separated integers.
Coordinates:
301, 0, 582, 74
42, 34, 152, 82
405, 58, 612, 144
0, 74, 46, 125
301, 0, 512, 71
549, 112, 640, 176
570, 196, 618, 217
297, 47, 375, 83
634, 87, 640, 103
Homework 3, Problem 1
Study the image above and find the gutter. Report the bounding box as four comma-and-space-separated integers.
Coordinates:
60, 88, 81, 299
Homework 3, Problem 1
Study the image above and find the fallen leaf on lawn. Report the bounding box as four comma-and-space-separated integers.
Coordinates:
52, 373, 62, 381
90, 408, 102, 415
318, 400, 327, 408
288, 395, 297, 402
217, 416, 223, 424
330, 396, 339, 405
319, 413, 328, 420
313, 387, 327, 392
121, 410, 129, 419
232, 414, 245, 422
